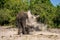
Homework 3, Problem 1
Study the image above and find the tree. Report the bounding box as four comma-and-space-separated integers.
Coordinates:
53, 5, 60, 28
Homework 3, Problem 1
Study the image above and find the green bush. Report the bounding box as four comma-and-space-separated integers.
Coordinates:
0, 9, 11, 25
30, 0, 60, 28
0, 0, 29, 26
0, 0, 60, 29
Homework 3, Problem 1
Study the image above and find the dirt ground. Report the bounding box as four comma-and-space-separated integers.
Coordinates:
0, 26, 60, 40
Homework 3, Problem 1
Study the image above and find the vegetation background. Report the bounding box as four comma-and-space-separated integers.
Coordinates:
0, 0, 60, 28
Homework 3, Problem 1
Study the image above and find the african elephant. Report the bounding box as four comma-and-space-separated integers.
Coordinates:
16, 11, 29, 35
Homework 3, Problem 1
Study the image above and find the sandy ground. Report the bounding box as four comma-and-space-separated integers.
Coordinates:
0, 26, 60, 40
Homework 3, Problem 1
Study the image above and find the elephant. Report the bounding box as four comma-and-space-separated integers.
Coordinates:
16, 11, 29, 35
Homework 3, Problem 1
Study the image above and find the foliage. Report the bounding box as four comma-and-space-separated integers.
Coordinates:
0, 0, 29, 25
0, 0, 60, 28
30, 0, 60, 28
52, 5, 60, 28
0, 9, 11, 25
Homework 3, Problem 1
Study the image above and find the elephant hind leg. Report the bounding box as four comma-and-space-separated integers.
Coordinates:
17, 23, 22, 35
